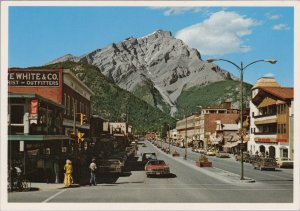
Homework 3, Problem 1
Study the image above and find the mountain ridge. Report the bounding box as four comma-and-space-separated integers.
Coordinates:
48, 29, 239, 115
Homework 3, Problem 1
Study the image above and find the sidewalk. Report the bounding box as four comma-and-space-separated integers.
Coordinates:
29, 182, 80, 191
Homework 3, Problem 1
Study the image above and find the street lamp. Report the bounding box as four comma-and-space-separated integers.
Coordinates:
167, 123, 171, 154
184, 114, 188, 160
196, 106, 202, 149
207, 58, 277, 180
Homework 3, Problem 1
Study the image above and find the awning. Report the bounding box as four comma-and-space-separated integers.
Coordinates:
8, 135, 71, 141
223, 141, 240, 148
254, 118, 277, 125
211, 136, 223, 145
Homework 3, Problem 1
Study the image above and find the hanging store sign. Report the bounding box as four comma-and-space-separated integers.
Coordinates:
8, 70, 60, 87
30, 99, 39, 119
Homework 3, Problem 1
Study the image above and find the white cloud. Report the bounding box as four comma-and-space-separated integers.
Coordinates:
263, 72, 275, 78
273, 24, 290, 30
175, 11, 260, 56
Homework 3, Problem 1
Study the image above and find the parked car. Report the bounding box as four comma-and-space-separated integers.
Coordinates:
252, 157, 277, 171
206, 150, 216, 156
145, 160, 170, 177
198, 149, 206, 154
235, 152, 250, 162
216, 151, 230, 158
276, 157, 294, 168
248, 155, 260, 164
142, 153, 157, 165
99, 159, 124, 173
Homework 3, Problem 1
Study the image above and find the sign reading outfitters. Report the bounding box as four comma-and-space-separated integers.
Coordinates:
8, 70, 60, 86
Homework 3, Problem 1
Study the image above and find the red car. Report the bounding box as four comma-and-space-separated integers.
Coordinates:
145, 160, 170, 177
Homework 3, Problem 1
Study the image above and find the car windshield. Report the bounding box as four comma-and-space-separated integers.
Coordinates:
145, 154, 156, 159
148, 160, 165, 165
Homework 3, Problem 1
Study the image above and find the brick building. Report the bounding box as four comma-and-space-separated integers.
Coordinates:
8, 68, 94, 183
9, 68, 95, 139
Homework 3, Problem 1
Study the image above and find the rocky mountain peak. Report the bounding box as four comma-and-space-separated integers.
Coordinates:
48, 29, 236, 115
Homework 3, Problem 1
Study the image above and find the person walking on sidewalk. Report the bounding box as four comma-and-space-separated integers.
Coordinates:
89, 158, 97, 186
64, 159, 73, 187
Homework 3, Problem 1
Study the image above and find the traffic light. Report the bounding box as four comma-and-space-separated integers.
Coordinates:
80, 113, 86, 125
77, 132, 85, 142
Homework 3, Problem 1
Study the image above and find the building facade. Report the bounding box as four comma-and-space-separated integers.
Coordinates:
248, 77, 294, 159
8, 68, 95, 183
199, 102, 240, 150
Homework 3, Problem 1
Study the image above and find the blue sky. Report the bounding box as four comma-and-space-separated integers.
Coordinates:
8, 6, 294, 87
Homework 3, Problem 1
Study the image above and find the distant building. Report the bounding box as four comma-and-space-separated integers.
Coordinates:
176, 113, 200, 147
248, 77, 294, 159
198, 102, 240, 150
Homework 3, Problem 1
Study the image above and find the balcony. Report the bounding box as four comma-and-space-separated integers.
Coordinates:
253, 113, 276, 119
254, 115, 277, 125
254, 132, 277, 135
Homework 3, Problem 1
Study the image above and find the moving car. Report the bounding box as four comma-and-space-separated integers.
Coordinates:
216, 151, 230, 158
142, 153, 157, 165
276, 157, 293, 168
145, 160, 170, 177
252, 157, 277, 171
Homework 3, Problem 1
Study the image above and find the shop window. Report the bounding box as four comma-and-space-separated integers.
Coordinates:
10, 105, 24, 124
282, 148, 288, 157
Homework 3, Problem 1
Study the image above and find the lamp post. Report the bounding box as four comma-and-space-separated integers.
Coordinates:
207, 58, 277, 180
196, 106, 202, 149
184, 114, 188, 160
167, 123, 171, 154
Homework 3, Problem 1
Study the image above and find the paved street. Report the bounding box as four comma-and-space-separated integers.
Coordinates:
8, 140, 293, 203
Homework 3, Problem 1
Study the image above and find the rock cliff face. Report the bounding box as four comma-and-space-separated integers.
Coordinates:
48, 30, 236, 115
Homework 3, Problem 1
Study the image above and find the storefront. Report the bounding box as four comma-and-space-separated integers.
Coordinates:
8, 93, 71, 182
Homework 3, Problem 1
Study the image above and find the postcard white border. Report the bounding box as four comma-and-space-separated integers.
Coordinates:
1, 1, 299, 211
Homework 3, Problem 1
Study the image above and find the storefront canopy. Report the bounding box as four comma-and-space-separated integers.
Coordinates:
8, 135, 71, 141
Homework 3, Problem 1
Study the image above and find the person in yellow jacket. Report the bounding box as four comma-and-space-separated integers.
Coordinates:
64, 159, 73, 187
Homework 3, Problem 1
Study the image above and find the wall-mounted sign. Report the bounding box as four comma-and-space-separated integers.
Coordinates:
8, 70, 60, 86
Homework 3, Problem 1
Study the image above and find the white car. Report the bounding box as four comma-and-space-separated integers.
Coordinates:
276, 157, 293, 168
206, 150, 216, 156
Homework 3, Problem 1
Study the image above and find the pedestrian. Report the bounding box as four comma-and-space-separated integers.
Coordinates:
89, 158, 97, 186
64, 159, 73, 187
